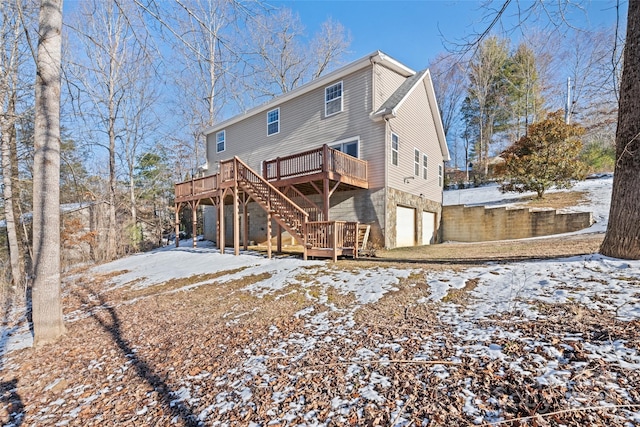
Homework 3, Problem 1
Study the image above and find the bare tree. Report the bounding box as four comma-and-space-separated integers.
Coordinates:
0, 0, 32, 287
464, 36, 510, 175
429, 53, 466, 138
429, 53, 466, 167
163, 0, 238, 175
32, 0, 66, 345
66, 0, 156, 259
122, 64, 159, 251
243, 8, 350, 100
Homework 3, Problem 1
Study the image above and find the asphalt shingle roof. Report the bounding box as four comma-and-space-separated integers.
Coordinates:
375, 69, 428, 116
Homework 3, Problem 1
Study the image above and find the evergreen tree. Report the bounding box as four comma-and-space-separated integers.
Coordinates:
499, 111, 586, 199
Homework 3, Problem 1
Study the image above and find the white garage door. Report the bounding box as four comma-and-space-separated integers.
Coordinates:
422, 211, 435, 245
396, 206, 416, 247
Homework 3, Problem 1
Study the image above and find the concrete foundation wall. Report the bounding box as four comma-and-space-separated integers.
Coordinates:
442, 205, 593, 242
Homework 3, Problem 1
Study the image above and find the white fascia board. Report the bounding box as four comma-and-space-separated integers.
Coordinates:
424, 69, 451, 162
372, 52, 416, 77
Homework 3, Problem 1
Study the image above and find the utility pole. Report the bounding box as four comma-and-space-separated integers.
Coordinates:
565, 77, 572, 124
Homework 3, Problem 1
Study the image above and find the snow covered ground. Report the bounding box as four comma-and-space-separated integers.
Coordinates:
3, 175, 640, 425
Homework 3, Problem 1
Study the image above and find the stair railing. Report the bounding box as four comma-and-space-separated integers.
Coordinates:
232, 157, 309, 243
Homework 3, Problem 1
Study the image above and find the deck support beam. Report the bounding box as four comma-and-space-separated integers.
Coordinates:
233, 183, 240, 256
175, 203, 181, 248
219, 191, 225, 254
277, 224, 282, 252
323, 177, 330, 221
267, 211, 272, 259
191, 200, 198, 248
243, 194, 249, 250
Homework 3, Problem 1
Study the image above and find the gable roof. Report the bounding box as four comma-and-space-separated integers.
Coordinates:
374, 69, 429, 117
372, 69, 450, 162
202, 51, 415, 136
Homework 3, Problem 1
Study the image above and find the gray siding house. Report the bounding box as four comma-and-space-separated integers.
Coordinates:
177, 51, 449, 253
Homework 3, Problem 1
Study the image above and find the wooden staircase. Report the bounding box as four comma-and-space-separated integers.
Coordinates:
176, 155, 363, 260
230, 157, 309, 247
357, 224, 371, 254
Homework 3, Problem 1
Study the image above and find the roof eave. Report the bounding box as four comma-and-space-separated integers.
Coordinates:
423, 70, 451, 162
203, 51, 413, 135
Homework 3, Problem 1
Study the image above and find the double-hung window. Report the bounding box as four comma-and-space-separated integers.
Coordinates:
216, 130, 225, 153
325, 81, 343, 116
414, 149, 420, 176
439, 165, 443, 187
391, 133, 399, 166
267, 108, 279, 136
422, 154, 428, 180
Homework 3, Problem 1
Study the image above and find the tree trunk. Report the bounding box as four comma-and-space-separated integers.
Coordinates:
129, 171, 138, 251
32, 0, 66, 345
600, 0, 640, 260
1, 91, 23, 287
107, 56, 117, 261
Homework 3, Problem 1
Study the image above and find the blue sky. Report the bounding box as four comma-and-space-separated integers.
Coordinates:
271, 0, 624, 71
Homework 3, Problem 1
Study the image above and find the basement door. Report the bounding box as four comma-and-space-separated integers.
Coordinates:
396, 206, 416, 247
422, 211, 436, 245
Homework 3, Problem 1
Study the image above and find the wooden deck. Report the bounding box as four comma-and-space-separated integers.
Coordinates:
263, 144, 368, 189
174, 146, 369, 260
175, 145, 368, 204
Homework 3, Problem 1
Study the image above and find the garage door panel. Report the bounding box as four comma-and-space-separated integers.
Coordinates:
396, 206, 415, 247
422, 211, 435, 245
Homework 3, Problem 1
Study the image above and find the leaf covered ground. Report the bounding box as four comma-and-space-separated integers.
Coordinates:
1, 235, 640, 427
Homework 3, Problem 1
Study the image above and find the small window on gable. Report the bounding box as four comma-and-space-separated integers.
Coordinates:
216, 130, 225, 153
391, 133, 399, 166
414, 149, 420, 176
267, 108, 279, 136
439, 165, 443, 187
325, 81, 343, 116
422, 154, 428, 180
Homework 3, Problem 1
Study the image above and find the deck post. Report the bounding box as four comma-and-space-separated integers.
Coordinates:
322, 144, 329, 172
175, 203, 180, 248
233, 183, 240, 256
219, 191, 225, 254
191, 201, 197, 248
243, 198, 249, 250
277, 224, 282, 253
354, 222, 359, 259
332, 221, 338, 262
303, 222, 307, 260
266, 211, 272, 259
323, 177, 330, 221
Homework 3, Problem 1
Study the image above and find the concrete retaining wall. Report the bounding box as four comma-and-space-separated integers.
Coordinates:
442, 205, 593, 242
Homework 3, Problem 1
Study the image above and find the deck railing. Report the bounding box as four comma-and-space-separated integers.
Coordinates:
306, 220, 359, 250
263, 145, 368, 183
175, 174, 219, 200
231, 157, 309, 242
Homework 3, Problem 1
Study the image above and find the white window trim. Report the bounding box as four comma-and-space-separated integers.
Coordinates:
325, 81, 343, 117
439, 164, 443, 187
422, 153, 428, 180
267, 107, 280, 136
391, 133, 399, 166
216, 130, 226, 153
330, 135, 360, 158
414, 148, 420, 176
